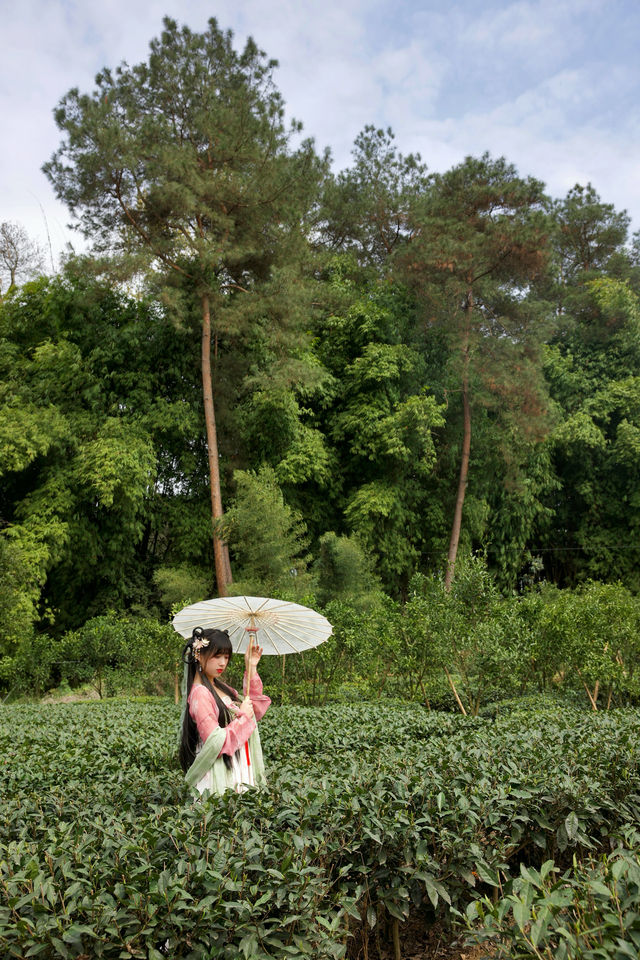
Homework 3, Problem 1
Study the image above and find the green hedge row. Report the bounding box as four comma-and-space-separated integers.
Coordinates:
1, 702, 640, 957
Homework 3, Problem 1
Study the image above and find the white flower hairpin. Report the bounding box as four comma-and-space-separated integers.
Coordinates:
192, 628, 210, 654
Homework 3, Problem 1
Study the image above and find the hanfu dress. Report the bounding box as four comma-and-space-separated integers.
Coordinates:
185, 673, 270, 797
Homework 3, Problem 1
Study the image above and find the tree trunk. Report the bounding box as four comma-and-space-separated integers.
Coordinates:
211, 331, 234, 589
443, 664, 467, 715
392, 919, 401, 960
576, 668, 598, 711
201, 293, 230, 596
281, 654, 286, 705
223, 542, 233, 587
418, 676, 431, 710
445, 295, 472, 591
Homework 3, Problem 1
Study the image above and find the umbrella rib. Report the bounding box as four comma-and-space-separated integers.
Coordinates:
264, 622, 311, 654
260, 628, 284, 656
263, 608, 329, 625
240, 596, 255, 614
239, 596, 273, 616
253, 597, 274, 614
255, 599, 308, 616
268, 620, 331, 637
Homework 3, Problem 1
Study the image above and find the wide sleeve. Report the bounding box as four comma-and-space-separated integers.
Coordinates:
242, 670, 271, 722
188, 685, 256, 757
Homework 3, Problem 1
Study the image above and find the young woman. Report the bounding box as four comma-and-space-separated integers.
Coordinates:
179, 627, 271, 796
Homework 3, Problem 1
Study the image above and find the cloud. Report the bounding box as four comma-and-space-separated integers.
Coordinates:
2, 0, 639, 265
395, 59, 640, 220
460, 0, 600, 61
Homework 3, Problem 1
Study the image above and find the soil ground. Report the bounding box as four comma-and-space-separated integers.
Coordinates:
355, 919, 496, 960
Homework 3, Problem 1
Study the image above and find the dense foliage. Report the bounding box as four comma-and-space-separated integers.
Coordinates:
6, 560, 640, 714
466, 836, 640, 959
1, 700, 640, 958
2, 14, 640, 695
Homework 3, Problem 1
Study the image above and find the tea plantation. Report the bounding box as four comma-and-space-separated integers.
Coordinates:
2, 700, 640, 958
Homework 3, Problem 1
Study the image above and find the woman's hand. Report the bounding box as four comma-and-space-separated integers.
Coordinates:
244, 641, 263, 673
238, 696, 255, 720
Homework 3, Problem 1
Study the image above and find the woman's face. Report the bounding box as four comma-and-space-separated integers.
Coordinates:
201, 649, 230, 681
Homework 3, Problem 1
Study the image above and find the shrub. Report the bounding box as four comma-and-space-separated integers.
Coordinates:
464, 828, 640, 958
2, 701, 640, 957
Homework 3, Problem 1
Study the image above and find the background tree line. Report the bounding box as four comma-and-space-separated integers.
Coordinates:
2, 16, 640, 701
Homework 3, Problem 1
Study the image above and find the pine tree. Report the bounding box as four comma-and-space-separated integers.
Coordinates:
397, 154, 552, 588
320, 125, 428, 268
44, 17, 324, 595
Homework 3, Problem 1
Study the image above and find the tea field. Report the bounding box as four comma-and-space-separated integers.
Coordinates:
2, 700, 640, 959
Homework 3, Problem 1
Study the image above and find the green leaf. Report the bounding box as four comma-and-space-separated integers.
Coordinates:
588, 880, 612, 898
512, 899, 531, 931
475, 861, 500, 887
385, 901, 407, 921
565, 812, 579, 841
50, 939, 70, 959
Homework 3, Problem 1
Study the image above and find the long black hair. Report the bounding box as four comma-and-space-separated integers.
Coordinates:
179, 627, 239, 773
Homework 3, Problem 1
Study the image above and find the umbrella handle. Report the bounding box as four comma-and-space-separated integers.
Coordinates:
245, 627, 257, 694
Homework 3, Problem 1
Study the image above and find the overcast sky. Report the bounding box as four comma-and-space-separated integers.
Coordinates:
2, 0, 639, 265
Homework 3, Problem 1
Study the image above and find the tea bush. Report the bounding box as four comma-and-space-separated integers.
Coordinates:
1, 701, 640, 958
464, 828, 640, 958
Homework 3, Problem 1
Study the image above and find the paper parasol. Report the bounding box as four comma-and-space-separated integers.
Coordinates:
172, 595, 333, 656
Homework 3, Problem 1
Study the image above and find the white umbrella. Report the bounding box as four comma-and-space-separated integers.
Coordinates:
172, 596, 333, 685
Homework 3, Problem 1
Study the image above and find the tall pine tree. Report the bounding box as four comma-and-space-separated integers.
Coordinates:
44, 17, 324, 595
397, 155, 552, 588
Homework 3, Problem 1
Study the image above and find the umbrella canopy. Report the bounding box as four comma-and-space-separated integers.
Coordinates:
172, 595, 333, 656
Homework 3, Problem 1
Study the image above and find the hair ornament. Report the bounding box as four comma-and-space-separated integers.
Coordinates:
192, 626, 210, 654
181, 627, 211, 665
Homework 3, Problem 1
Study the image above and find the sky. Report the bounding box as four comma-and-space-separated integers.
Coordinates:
2, 0, 640, 265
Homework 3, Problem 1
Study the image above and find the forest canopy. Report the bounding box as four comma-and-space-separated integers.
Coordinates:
2, 16, 640, 680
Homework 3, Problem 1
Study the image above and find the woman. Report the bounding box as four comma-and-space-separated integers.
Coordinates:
179, 627, 270, 796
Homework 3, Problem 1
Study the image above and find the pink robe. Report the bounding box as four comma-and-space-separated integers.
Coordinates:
188, 672, 271, 757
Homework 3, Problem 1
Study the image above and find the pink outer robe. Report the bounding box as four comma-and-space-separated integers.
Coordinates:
188, 672, 271, 757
